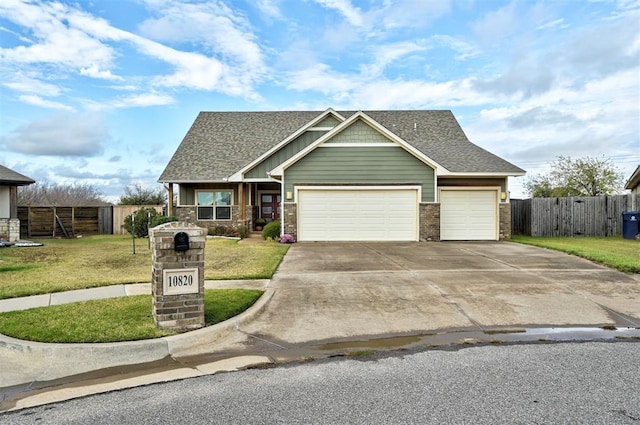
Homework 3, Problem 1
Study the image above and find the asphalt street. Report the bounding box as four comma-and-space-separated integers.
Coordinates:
3, 341, 638, 424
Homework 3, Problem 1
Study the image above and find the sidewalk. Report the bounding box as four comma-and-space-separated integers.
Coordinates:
0, 279, 276, 411
0, 280, 269, 313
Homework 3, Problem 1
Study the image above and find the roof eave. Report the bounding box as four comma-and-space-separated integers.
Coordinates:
230, 108, 347, 181
624, 166, 640, 190
441, 171, 527, 177
157, 179, 231, 184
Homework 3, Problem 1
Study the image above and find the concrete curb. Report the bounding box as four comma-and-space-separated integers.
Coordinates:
164, 288, 275, 356
0, 335, 170, 388
0, 286, 275, 388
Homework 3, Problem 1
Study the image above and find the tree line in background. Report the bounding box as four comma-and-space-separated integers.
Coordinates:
17, 182, 166, 206
16, 156, 628, 207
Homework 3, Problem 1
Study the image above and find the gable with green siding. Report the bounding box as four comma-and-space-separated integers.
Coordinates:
245, 131, 327, 179
324, 119, 391, 144
315, 115, 341, 127
284, 146, 435, 202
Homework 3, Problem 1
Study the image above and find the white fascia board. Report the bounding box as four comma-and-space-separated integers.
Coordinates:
441, 172, 527, 177
271, 111, 447, 177
157, 179, 230, 184
228, 108, 347, 182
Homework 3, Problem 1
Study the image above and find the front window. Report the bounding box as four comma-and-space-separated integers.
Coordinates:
197, 191, 232, 220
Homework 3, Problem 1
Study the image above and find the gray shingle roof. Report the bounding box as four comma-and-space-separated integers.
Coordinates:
0, 164, 35, 185
158, 110, 524, 182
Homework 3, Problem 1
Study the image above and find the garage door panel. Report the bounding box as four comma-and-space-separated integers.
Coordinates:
440, 190, 497, 240
298, 189, 418, 241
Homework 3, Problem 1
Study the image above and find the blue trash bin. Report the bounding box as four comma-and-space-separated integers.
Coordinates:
622, 211, 639, 239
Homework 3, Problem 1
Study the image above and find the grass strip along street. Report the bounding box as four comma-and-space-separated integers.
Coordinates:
0, 289, 264, 343
0, 235, 286, 343
0, 236, 289, 299
511, 235, 639, 274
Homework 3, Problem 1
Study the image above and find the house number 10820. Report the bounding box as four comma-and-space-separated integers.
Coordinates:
163, 268, 199, 294
168, 275, 193, 287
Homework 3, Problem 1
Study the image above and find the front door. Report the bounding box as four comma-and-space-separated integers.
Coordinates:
260, 193, 281, 222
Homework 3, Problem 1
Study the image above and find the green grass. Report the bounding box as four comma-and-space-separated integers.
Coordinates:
0, 236, 288, 299
0, 289, 263, 343
511, 235, 640, 274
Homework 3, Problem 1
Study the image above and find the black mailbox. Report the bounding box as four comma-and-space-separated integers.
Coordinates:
174, 232, 190, 252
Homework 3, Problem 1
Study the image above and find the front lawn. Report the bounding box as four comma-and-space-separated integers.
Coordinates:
511, 235, 640, 274
0, 236, 289, 299
0, 289, 263, 343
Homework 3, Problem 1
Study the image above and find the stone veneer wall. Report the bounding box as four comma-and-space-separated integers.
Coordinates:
175, 206, 241, 229
0, 219, 20, 242
499, 202, 511, 241
283, 203, 297, 239
419, 203, 440, 241
150, 222, 206, 331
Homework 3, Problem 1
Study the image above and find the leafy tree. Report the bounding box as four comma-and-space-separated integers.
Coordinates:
17, 181, 108, 206
123, 208, 161, 238
524, 156, 624, 197
119, 183, 166, 205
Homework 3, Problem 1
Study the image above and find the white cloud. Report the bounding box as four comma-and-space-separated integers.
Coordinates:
18, 94, 74, 111
3, 74, 61, 96
313, 0, 365, 27
377, 0, 452, 29
255, 0, 282, 19
80, 65, 124, 81
471, 1, 519, 43
137, 0, 266, 97
536, 18, 566, 30
0, 0, 117, 69
110, 93, 174, 108
1, 113, 109, 156
359, 40, 429, 78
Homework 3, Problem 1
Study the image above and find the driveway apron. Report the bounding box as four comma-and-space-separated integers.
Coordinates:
236, 242, 640, 346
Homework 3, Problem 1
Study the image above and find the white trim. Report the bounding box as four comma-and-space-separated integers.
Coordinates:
317, 143, 397, 147
195, 189, 234, 221
438, 186, 500, 240
308, 127, 335, 131
443, 172, 526, 177
270, 112, 445, 179
228, 108, 346, 182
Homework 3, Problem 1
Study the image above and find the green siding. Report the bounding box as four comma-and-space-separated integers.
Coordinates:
316, 115, 341, 127
438, 178, 507, 193
325, 119, 391, 144
245, 131, 326, 179
285, 146, 435, 202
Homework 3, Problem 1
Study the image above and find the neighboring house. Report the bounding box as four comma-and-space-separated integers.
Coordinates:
159, 109, 525, 241
625, 165, 640, 197
0, 164, 35, 242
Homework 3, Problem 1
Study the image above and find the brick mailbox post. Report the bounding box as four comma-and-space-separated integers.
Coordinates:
149, 221, 206, 331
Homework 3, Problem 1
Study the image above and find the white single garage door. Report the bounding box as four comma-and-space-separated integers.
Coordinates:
440, 189, 498, 240
297, 188, 418, 241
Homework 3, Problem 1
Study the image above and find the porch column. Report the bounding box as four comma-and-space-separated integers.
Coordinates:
238, 183, 246, 222
167, 183, 174, 217
10, 185, 18, 219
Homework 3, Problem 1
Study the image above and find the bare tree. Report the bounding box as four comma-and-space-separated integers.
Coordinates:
118, 183, 166, 205
17, 182, 108, 206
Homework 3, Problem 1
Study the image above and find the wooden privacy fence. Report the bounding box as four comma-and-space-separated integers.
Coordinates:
111, 205, 163, 235
17, 205, 163, 238
511, 194, 639, 237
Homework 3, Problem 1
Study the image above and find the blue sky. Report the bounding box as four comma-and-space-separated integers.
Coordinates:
1, 0, 638, 201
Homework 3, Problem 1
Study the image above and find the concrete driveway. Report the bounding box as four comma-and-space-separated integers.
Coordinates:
234, 242, 640, 346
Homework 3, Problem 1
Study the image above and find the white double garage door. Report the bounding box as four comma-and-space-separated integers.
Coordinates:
296, 187, 499, 242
